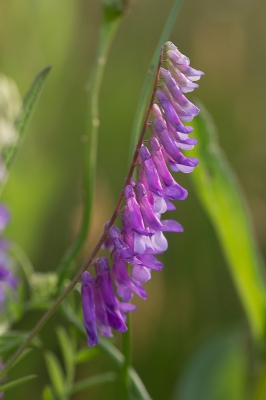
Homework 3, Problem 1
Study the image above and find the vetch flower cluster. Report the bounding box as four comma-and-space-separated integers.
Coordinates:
81, 42, 203, 346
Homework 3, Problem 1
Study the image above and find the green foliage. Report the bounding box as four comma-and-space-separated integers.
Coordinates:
190, 104, 266, 341
0, 331, 39, 357
42, 385, 56, 400
174, 332, 247, 400
68, 372, 117, 395
44, 351, 66, 399
56, 326, 75, 387
0, 374, 37, 393
2, 66, 51, 174
75, 347, 101, 364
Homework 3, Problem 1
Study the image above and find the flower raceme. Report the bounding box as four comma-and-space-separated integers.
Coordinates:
81, 41, 204, 346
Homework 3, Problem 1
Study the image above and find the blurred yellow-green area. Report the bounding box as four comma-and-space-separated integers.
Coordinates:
0, 0, 266, 399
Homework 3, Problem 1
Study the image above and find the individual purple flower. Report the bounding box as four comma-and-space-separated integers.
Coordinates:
113, 251, 147, 301
156, 90, 193, 134
135, 182, 183, 234
149, 137, 188, 200
81, 271, 98, 346
152, 118, 199, 173
95, 257, 128, 332
124, 185, 154, 236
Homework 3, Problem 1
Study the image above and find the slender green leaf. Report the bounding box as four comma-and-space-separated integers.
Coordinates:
44, 351, 65, 398
76, 347, 101, 364
56, 326, 75, 385
2, 66, 52, 171
62, 303, 152, 400
42, 385, 56, 400
69, 372, 116, 394
129, 0, 185, 161
0, 374, 37, 393
173, 332, 247, 400
9, 348, 33, 370
190, 103, 266, 340
0, 337, 24, 356
99, 338, 152, 400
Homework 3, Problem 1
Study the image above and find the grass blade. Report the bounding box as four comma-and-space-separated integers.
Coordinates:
0, 374, 37, 392
2, 66, 52, 171
190, 103, 266, 341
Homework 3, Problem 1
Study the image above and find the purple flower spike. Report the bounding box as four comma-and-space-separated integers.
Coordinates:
81, 272, 98, 346
95, 257, 127, 332
80, 41, 203, 345
0, 205, 10, 232
156, 90, 193, 134
149, 137, 188, 201
124, 185, 154, 236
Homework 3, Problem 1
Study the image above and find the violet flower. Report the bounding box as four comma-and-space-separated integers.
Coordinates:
0, 203, 17, 313
81, 41, 203, 345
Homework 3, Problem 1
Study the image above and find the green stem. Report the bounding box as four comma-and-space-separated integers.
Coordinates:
61, 302, 151, 400
122, 314, 131, 398
56, 15, 122, 289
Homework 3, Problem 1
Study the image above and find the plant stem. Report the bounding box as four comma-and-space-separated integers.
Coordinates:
0, 50, 163, 381
122, 313, 131, 398
56, 14, 122, 289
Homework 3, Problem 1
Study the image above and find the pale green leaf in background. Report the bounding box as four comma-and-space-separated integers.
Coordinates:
190, 103, 266, 341
44, 351, 66, 399
2, 66, 51, 174
68, 372, 116, 395
56, 326, 75, 387
42, 385, 56, 400
173, 332, 247, 400
0, 374, 37, 393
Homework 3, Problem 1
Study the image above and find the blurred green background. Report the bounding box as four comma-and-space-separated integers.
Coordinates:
0, 0, 266, 398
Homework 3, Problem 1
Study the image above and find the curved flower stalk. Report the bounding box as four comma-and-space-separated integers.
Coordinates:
81, 41, 204, 346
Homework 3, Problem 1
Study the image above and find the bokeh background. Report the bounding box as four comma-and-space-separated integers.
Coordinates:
0, 0, 266, 398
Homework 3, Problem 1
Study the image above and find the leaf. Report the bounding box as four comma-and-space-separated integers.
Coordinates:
56, 326, 75, 385
76, 347, 101, 364
42, 385, 56, 400
190, 103, 266, 341
44, 351, 65, 398
0, 337, 25, 356
173, 332, 247, 400
9, 348, 33, 370
68, 372, 116, 395
0, 374, 37, 393
2, 66, 52, 171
